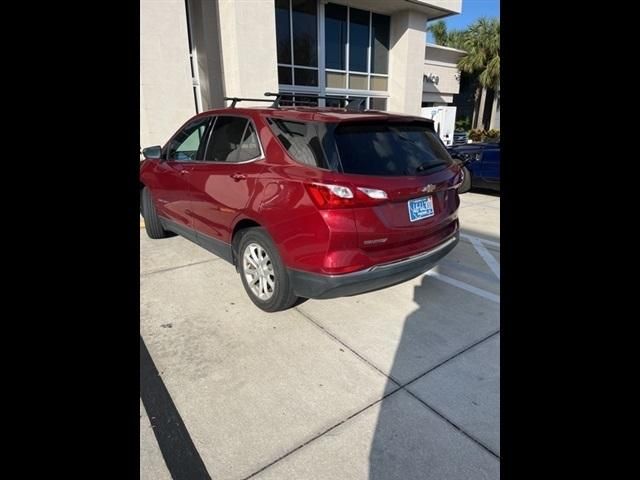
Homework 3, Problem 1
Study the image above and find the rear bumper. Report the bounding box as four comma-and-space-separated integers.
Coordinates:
289, 232, 459, 299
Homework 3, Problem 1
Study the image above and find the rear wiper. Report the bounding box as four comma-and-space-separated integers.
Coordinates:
411, 162, 447, 175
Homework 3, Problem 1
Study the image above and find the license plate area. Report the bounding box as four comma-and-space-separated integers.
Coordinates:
408, 196, 435, 222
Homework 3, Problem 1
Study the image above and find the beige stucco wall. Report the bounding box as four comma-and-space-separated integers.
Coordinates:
422, 92, 453, 104
423, 63, 460, 95
388, 10, 429, 115
417, 0, 462, 13
217, 0, 279, 106
140, 0, 196, 149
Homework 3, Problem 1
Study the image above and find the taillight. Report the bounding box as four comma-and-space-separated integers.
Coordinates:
305, 183, 388, 209
357, 187, 388, 200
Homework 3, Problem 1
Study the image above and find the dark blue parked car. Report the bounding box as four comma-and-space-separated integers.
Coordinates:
448, 142, 500, 193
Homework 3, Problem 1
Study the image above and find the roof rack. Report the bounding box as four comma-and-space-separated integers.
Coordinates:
224, 93, 368, 111
264, 92, 366, 111
223, 97, 275, 108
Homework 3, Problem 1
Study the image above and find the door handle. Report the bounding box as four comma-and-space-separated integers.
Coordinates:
180, 169, 190, 175
231, 173, 246, 182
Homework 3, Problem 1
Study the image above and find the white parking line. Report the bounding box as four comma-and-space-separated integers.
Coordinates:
462, 234, 500, 280
426, 271, 500, 303
461, 233, 500, 249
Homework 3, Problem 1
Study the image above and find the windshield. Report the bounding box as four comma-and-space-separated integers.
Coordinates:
334, 121, 453, 176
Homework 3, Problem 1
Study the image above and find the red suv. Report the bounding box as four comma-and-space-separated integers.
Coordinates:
140, 96, 463, 311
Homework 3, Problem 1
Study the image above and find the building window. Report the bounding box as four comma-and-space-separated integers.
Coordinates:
323, 3, 390, 109
275, 1, 390, 110
275, 0, 319, 87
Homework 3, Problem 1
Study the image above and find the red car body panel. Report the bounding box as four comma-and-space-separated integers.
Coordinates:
140, 106, 461, 295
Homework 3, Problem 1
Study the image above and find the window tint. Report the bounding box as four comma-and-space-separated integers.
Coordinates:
371, 13, 390, 74
369, 97, 387, 111
325, 3, 347, 70
275, 0, 292, 64
349, 8, 369, 72
292, 0, 317, 67
334, 122, 453, 176
267, 118, 328, 168
237, 123, 261, 161
166, 118, 210, 161
204, 117, 251, 163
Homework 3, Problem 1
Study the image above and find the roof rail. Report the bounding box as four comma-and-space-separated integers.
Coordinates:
264, 92, 367, 111
223, 93, 369, 111
223, 97, 276, 108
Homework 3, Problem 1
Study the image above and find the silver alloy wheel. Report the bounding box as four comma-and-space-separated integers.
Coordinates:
243, 242, 275, 300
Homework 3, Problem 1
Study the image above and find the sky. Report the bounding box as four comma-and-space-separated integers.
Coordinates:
426, 0, 500, 43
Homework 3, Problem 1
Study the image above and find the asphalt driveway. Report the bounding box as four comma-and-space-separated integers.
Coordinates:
140, 191, 500, 480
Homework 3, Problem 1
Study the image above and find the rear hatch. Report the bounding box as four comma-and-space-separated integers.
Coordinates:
332, 119, 461, 263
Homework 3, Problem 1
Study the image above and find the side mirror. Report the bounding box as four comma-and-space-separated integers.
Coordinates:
142, 145, 163, 160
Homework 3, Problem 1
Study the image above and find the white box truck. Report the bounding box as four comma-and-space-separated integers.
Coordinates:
420, 106, 457, 146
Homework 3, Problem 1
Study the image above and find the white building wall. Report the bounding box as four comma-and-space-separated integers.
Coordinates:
217, 0, 279, 106
140, 0, 196, 148
388, 9, 429, 115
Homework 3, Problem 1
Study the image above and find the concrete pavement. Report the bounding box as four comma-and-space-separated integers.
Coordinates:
140, 191, 500, 479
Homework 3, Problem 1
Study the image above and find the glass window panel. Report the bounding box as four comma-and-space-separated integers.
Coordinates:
278, 66, 292, 85
371, 13, 390, 74
166, 118, 210, 161
370, 76, 388, 91
335, 122, 453, 175
237, 123, 261, 162
349, 8, 369, 72
369, 97, 387, 111
294, 68, 318, 86
349, 73, 368, 90
292, 0, 317, 67
326, 71, 346, 88
204, 117, 249, 162
325, 3, 347, 70
267, 119, 328, 168
275, 0, 291, 65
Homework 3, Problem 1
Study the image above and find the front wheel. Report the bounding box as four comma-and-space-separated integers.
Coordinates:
237, 227, 299, 312
141, 187, 170, 239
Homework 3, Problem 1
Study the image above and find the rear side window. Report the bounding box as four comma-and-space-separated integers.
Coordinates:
334, 122, 453, 176
204, 116, 260, 162
267, 118, 329, 169
237, 123, 261, 161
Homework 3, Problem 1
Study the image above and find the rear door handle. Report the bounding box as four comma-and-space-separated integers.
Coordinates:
231, 173, 246, 182
180, 169, 190, 175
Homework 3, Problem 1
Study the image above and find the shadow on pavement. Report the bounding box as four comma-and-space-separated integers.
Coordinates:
369, 228, 500, 479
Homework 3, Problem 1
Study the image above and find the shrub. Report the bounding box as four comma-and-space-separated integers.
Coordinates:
455, 117, 471, 131
484, 129, 500, 139
468, 129, 484, 141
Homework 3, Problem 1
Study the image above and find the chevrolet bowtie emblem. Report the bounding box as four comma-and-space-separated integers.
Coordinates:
421, 184, 436, 193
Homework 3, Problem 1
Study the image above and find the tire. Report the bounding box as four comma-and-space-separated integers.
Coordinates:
237, 227, 298, 312
458, 166, 472, 194
141, 187, 169, 239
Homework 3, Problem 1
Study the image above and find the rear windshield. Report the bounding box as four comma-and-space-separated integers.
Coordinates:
334, 121, 453, 176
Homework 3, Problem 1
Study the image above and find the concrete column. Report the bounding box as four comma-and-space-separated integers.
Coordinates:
140, 0, 196, 148
489, 86, 500, 130
476, 86, 487, 130
217, 0, 279, 106
188, 0, 226, 110
388, 9, 429, 115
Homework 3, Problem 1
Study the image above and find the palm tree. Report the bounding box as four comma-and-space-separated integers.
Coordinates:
457, 17, 500, 130
428, 20, 448, 45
